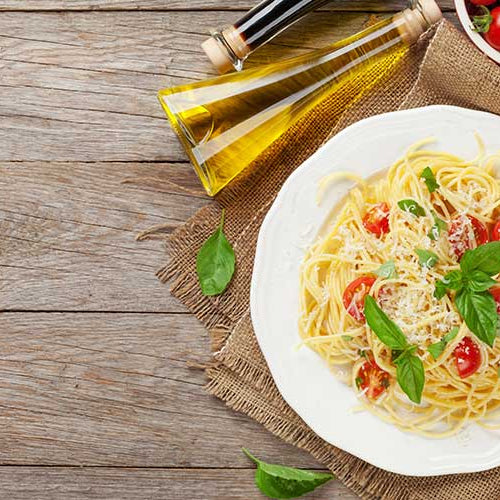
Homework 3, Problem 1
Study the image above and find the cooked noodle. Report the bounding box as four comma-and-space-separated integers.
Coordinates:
299, 139, 500, 437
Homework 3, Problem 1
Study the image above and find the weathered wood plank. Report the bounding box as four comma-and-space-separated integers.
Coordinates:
0, 312, 329, 469
0, 0, 455, 12
0, 11, 458, 163
0, 467, 358, 499
0, 161, 208, 312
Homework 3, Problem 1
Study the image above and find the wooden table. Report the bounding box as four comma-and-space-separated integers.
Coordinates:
0, 0, 456, 497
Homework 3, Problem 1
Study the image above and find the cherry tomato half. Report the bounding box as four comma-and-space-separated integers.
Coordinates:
356, 357, 390, 399
362, 203, 390, 237
470, 0, 496, 5
343, 276, 376, 322
448, 215, 489, 260
454, 337, 481, 379
485, 7, 500, 51
492, 221, 500, 241
490, 286, 500, 315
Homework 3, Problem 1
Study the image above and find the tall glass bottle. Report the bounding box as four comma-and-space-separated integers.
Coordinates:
159, 0, 442, 196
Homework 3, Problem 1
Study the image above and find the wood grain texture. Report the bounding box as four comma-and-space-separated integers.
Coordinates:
0, 161, 209, 311
0, 0, 455, 12
0, 312, 328, 469
0, 3, 464, 498
0, 10, 458, 163
0, 467, 358, 499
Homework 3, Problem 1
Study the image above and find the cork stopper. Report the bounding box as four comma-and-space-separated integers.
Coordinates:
396, 0, 442, 43
202, 37, 234, 74
202, 26, 250, 74
419, 0, 443, 25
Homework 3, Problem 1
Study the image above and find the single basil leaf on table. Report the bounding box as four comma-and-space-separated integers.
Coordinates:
460, 241, 500, 276
394, 352, 425, 404
427, 326, 459, 360
420, 167, 439, 193
465, 270, 498, 293
397, 199, 426, 217
196, 209, 235, 296
364, 296, 408, 350
455, 288, 498, 347
242, 449, 334, 499
415, 249, 439, 268
374, 260, 398, 279
428, 210, 447, 240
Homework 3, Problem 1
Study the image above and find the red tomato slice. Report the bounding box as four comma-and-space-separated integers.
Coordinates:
492, 221, 500, 241
454, 337, 481, 379
356, 357, 390, 399
485, 7, 500, 51
490, 286, 500, 315
343, 276, 376, 322
448, 215, 489, 260
470, 0, 496, 5
362, 203, 390, 237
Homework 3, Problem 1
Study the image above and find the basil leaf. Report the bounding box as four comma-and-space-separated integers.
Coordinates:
243, 449, 334, 499
374, 260, 398, 279
427, 326, 459, 360
395, 353, 425, 404
434, 281, 447, 300
420, 167, 439, 193
444, 326, 460, 343
434, 270, 464, 299
415, 249, 439, 268
428, 210, 447, 241
460, 241, 500, 276
398, 199, 426, 217
455, 289, 498, 347
364, 296, 408, 350
196, 210, 235, 296
466, 270, 498, 293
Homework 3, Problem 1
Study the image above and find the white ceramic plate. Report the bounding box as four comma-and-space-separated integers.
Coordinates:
251, 105, 500, 476
455, 0, 500, 65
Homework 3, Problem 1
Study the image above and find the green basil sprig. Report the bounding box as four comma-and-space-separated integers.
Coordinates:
434, 242, 500, 347
428, 210, 447, 241
364, 296, 425, 403
398, 199, 426, 217
420, 167, 439, 193
415, 249, 439, 268
196, 209, 235, 296
242, 449, 334, 499
374, 260, 398, 279
455, 289, 497, 347
427, 326, 459, 360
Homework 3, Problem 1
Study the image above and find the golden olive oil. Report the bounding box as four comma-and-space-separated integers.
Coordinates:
159, 5, 439, 196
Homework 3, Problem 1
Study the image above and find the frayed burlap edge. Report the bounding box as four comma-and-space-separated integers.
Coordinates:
156, 19, 500, 500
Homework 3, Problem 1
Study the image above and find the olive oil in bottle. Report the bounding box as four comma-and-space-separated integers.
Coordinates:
159, 0, 442, 196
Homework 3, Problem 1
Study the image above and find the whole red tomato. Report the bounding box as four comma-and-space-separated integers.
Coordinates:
485, 7, 500, 50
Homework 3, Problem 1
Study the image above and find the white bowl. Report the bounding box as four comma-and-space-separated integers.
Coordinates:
455, 0, 500, 64
251, 105, 500, 476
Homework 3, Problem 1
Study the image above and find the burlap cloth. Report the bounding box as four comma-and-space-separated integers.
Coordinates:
160, 20, 500, 500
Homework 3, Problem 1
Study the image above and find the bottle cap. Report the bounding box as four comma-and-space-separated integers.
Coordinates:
419, 0, 443, 25
398, 0, 442, 43
202, 37, 234, 74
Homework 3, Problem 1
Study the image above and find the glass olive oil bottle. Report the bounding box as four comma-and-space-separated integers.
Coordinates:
159, 0, 441, 196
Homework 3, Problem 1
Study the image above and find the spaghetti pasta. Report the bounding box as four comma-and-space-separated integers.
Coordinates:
299, 139, 500, 437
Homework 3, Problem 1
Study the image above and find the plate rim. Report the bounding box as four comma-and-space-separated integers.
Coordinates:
250, 104, 500, 477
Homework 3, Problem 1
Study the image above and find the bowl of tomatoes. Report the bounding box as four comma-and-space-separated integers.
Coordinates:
455, 0, 500, 63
